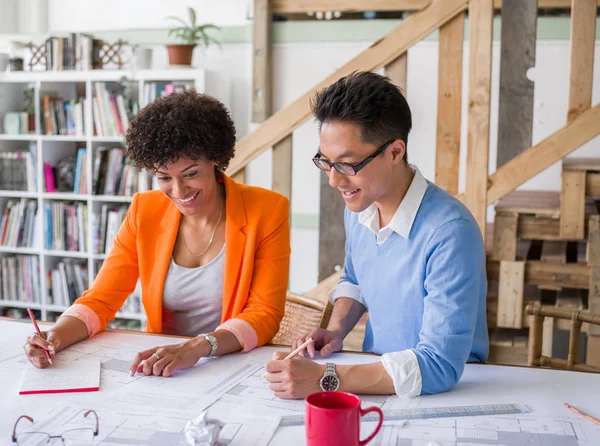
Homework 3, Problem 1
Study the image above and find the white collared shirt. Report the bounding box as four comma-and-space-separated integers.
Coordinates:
329, 165, 428, 397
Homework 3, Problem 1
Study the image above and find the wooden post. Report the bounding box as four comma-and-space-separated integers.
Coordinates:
528, 307, 544, 366
272, 134, 293, 200
384, 53, 408, 93
589, 215, 600, 336
559, 170, 586, 240
465, 0, 493, 237
496, 0, 537, 168
435, 12, 464, 196
490, 212, 518, 261
586, 334, 600, 367
567, 0, 596, 123
497, 260, 525, 328
567, 318, 582, 370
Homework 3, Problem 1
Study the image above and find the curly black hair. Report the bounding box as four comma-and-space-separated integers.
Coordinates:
126, 90, 236, 171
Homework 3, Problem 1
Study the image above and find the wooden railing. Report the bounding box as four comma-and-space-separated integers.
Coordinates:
228, 0, 600, 303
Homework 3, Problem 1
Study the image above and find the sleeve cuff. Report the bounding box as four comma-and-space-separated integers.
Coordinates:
216, 318, 259, 353
381, 349, 422, 397
328, 281, 365, 306
59, 304, 102, 337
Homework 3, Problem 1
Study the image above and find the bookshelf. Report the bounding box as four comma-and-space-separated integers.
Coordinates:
0, 68, 205, 329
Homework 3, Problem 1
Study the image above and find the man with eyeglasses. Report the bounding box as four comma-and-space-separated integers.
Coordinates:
264, 71, 488, 399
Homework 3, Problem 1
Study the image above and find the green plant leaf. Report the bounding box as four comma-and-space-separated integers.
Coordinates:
188, 7, 197, 27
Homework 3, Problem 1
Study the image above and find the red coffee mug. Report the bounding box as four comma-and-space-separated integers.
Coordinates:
305, 391, 384, 446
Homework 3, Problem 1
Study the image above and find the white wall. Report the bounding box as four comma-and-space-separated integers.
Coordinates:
47, 0, 252, 31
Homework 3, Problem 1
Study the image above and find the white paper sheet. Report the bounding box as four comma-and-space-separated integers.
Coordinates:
19, 359, 101, 395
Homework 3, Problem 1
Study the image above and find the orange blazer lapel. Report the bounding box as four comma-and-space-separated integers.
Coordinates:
146, 200, 181, 333
222, 175, 247, 322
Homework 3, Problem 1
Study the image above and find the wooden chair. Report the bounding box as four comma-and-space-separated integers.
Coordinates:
270, 292, 332, 346
526, 304, 600, 373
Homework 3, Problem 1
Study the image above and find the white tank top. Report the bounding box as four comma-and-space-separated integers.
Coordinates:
161, 244, 225, 337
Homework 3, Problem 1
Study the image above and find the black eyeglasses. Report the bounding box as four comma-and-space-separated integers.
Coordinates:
312, 139, 395, 176
12, 410, 99, 445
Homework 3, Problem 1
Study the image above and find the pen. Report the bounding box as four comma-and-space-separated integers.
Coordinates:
27, 308, 53, 366
564, 403, 600, 426
261, 338, 314, 380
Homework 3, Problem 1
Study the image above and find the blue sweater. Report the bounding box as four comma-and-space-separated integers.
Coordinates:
341, 181, 488, 394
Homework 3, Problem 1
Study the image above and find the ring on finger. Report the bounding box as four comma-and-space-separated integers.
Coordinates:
152, 352, 161, 360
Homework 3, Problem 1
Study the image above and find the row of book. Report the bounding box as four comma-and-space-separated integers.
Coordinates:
0, 255, 41, 303
0, 148, 37, 192
44, 202, 87, 252
92, 83, 131, 137
0, 199, 39, 248
92, 204, 127, 254
43, 34, 103, 71
47, 260, 89, 307
93, 147, 151, 196
142, 82, 194, 107
42, 95, 87, 136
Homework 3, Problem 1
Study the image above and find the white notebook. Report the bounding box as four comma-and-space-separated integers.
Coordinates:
19, 359, 101, 395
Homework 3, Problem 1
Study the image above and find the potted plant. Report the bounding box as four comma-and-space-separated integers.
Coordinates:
166, 7, 221, 66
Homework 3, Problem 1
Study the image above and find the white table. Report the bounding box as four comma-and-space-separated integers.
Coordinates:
1, 319, 599, 445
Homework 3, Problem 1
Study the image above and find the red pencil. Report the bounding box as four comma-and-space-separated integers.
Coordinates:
27, 308, 53, 365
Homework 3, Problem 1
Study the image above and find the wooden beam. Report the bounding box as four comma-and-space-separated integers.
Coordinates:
465, 0, 493, 235
490, 212, 518, 261
227, 0, 470, 176
384, 53, 408, 93
589, 216, 600, 336
435, 12, 464, 196
483, 104, 600, 205
519, 216, 561, 240
497, 260, 525, 328
271, 0, 600, 13
487, 260, 591, 289
496, 0, 537, 168
586, 335, 600, 367
588, 173, 600, 197
272, 135, 293, 200
588, 215, 600, 266
252, 0, 272, 122
567, 0, 597, 123
559, 170, 587, 240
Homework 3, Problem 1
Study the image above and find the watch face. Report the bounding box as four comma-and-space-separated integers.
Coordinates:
321, 375, 339, 391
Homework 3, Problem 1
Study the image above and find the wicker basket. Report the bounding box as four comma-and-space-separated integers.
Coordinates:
271, 292, 329, 346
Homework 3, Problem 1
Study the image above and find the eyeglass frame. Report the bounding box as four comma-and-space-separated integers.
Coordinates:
12, 409, 99, 444
312, 138, 396, 176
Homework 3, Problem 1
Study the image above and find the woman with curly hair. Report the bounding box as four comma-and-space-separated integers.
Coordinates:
23, 91, 291, 377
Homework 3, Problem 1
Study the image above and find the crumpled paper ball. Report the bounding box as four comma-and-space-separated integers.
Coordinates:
184, 411, 224, 446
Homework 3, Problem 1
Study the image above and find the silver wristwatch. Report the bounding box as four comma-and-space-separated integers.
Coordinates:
319, 362, 340, 391
199, 333, 218, 357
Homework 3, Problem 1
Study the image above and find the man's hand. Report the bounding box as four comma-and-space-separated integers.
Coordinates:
292, 328, 344, 358
129, 339, 207, 377
264, 352, 326, 399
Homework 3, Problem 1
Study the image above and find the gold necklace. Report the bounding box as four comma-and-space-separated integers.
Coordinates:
181, 210, 223, 257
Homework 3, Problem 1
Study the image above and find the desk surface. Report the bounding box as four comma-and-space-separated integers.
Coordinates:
1, 319, 599, 445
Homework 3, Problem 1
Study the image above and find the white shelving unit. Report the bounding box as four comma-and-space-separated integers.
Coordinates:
0, 68, 205, 327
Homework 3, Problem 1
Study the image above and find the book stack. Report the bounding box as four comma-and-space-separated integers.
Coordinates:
47, 260, 88, 306
0, 148, 37, 192
43, 202, 87, 252
44, 34, 103, 71
0, 199, 39, 248
41, 95, 87, 136
93, 147, 149, 196
0, 255, 41, 303
143, 81, 193, 106
92, 83, 131, 137
92, 204, 128, 255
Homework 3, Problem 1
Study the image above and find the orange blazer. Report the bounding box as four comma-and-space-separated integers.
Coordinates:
64, 174, 290, 349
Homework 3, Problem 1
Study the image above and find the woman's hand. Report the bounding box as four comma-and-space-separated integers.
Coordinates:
264, 352, 326, 399
129, 339, 207, 377
23, 331, 60, 368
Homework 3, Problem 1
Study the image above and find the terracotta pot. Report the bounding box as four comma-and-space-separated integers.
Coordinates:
167, 45, 196, 66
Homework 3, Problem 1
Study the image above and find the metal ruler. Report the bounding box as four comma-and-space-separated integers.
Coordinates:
279, 403, 530, 427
